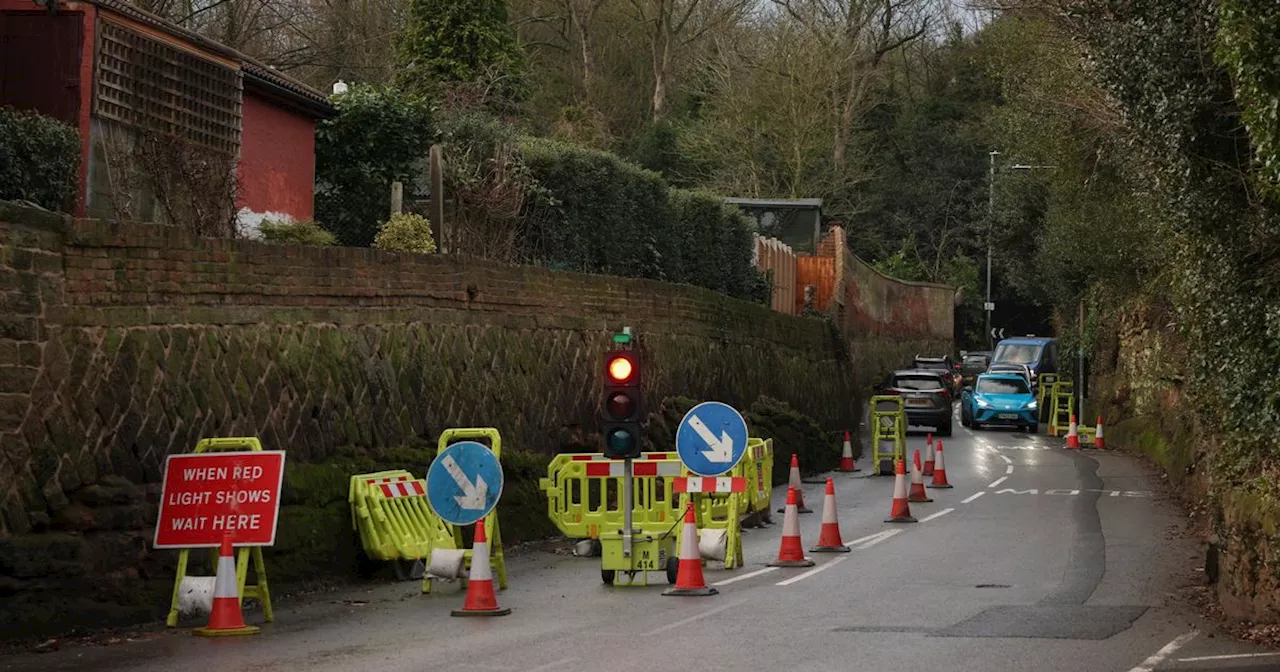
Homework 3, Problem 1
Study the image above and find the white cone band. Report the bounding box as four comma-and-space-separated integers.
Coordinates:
935, 447, 946, 472
893, 471, 909, 499
911, 461, 923, 484
926, 442, 935, 462
1096, 422, 1104, 438
781, 503, 800, 536
821, 492, 838, 524
679, 517, 700, 561
470, 541, 492, 581
213, 555, 238, 599
789, 465, 800, 489
842, 440, 853, 459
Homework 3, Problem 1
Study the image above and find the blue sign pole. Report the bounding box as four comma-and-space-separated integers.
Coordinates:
426, 441, 504, 527
676, 401, 749, 477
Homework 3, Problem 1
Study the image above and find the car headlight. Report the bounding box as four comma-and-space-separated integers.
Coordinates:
1026, 400, 1038, 410
976, 398, 991, 408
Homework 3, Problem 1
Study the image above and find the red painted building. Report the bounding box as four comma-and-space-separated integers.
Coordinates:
0, 0, 334, 228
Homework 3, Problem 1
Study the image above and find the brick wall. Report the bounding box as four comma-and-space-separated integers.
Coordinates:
0, 201, 863, 636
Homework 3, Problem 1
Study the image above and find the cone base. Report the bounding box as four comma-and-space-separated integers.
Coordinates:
884, 515, 918, 523
451, 607, 512, 617
927, 483, 953, 489
768, 558, 816, 567
194, 624, 260, 637
663, 586, 718, 596
908, 495, 934, 503
810, 544, 851, 553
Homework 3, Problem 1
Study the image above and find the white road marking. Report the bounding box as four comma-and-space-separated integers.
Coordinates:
775, 557, 848, 586
1005, 464, 1014, 474
528, 658, 581, 672
641, 599, 749, 636
918, 507, 954, 523
852, 529, 902, 549
1127, 631, 1198, 672
711, 566, 778, 586
988, 476, 1008, 488
1177, 652, 1280, 663
999, 454, 1014, 463
962, 491, 986, 504
844, 530, 895, 548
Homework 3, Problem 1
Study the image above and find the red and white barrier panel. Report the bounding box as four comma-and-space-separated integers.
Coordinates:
378, 480, 426, 498
584, 461, 683, 478
673, 477, 748, 494
366, 475, 411, 485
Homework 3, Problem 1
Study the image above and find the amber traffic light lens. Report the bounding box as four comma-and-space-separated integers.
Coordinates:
608, 356, 633, 382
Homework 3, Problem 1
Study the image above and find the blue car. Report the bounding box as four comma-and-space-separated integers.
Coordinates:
960, 373, 1039, 433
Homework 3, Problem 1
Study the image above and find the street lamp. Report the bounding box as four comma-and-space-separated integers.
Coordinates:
984, 152, 1054, 350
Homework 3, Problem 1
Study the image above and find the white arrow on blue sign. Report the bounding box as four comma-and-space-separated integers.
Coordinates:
676, 401, 749, 477
426, 441, 504, 526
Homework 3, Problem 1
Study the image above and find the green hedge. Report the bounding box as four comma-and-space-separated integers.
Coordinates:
0, 107, 79, 212
522, 137, 767, 302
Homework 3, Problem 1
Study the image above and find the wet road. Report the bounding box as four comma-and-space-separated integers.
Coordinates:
7, 404, 1278, 672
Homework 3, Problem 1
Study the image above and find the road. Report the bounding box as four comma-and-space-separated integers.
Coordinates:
7, 405, 1280, 672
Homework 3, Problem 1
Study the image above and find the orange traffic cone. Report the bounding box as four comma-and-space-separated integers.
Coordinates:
452, 517, 511, 617
923, 433, 936, 476
194, 534, 259, 637
838, 431, 859, 472
885, 459, 917, 523
1066, 415, 1081, 449
1094, 416, 1105, 449
810, 478, 850, 553
909, 449, 933, 503
928, 440, 952, 489
769, 486, 815, 567
663, 503, 717, 596
777, 454, 812, 514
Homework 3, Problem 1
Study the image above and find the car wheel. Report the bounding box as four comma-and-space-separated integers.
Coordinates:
666, 557, 679, 584
961, 412, 971, 428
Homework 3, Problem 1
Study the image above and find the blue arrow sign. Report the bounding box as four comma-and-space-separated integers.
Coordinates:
676, 401, 748, 477
426, 441, 503, 526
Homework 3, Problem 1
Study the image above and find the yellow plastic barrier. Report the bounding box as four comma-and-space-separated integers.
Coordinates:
1048, 382, 1075, 437
1036, 373, 1060, 422
870, 396, 906, 475
743, 438, 774, 517
540, 453, 683, 540
349, 470, 454, 564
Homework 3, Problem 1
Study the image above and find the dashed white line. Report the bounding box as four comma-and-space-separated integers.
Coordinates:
711, 566, 778, 587
1178, 652, 1280, 663
988, 476, 1008, 488
1005, 464, 1014, 475
962, 491, 986, 504
850, 529, 903, 550
918, 507, 955, 523
641, 600, 749, 636
999, 454, 1013, 464
775, 556, 848, 586
844, 530, 894, 549
1126, 631, 1198, 672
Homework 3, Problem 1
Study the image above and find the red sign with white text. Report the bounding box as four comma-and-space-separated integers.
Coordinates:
153, 451, 286, 549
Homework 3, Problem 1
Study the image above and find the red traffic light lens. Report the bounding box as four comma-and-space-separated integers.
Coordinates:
607, 392, 635, 419
607, 356, 633, 382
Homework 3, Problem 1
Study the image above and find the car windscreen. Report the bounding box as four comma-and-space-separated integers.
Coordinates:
963, 355, 988, 367
977, 378, 1030, 394
894, 375, 944, 391
914, 360, 949, 370
992, 343, 1043, 366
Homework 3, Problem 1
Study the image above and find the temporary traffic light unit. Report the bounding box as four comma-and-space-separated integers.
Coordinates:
603, 349, 643, 459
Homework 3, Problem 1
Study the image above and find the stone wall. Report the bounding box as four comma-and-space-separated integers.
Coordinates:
0, 201, 882, 637
1091, 299, 1280, 624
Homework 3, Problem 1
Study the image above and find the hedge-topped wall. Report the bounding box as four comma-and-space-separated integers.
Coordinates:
0, 201, 865, 637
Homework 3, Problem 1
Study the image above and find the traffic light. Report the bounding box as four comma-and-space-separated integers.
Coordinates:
602, 349, 643, 459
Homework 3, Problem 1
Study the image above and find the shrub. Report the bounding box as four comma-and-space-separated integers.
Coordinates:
373, 212, 438, 253
259, 219, 337, 246
315, 85, 434, 246
0, 107, 80, 211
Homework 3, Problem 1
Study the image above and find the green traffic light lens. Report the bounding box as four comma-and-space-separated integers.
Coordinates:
607, 428, 634, 452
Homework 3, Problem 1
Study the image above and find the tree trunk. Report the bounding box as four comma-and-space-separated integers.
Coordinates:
651, 1, 670, 122
570, 1, 598, 103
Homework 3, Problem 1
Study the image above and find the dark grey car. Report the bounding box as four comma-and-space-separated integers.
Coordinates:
882, 370, 953, 436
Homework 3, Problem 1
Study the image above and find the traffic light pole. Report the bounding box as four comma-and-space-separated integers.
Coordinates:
622, 458, 633, 558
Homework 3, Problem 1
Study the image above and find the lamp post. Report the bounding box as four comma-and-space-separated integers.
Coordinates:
985, 152, 1054, 350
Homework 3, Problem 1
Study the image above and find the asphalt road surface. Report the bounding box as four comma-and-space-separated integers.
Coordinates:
8, 405, 1280, 672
